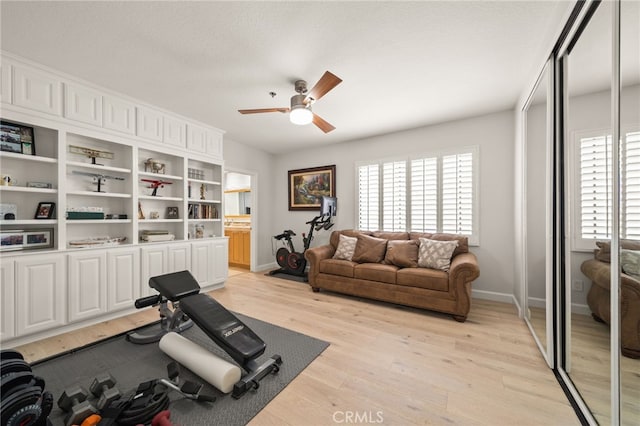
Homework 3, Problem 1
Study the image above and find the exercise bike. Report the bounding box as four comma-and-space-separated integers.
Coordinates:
270, 214, 334, 278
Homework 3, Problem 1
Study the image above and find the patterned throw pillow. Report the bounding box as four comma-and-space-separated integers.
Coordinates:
418, 238, 459, 271
333, 234, 357, 261
621, 249, 640, 279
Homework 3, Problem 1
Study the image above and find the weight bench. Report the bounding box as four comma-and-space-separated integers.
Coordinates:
128, 270, 282, 398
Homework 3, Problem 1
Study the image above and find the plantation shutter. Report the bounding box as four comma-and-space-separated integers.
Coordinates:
442, 152, 474, 235
382, 161, 406, 231
357, 164, 379, 231
580, 135, 612, 240
622, 131, 640, 239
410, 157, 438, 232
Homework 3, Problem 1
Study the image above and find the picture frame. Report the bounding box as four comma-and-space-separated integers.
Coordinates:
27, 182, 53, 189
288, 165, 336, 211
1, 228, 53, 251
0, 120, 35, 155
35, 202, 55, 219
167, 206, 179, 219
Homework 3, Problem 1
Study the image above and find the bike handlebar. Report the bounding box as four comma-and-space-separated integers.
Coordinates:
274, 230, 296, 240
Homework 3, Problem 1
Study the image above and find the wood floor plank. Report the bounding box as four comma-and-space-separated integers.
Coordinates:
12, 270, 580, 425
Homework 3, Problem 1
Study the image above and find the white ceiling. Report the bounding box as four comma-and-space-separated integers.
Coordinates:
0, 1, 566, 154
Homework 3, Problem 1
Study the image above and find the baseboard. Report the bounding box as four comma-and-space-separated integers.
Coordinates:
256, 262, 279, 272
472, 288, 515, 304
571, 303, 591, 316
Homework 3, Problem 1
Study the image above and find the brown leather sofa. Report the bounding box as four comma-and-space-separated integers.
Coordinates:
581, 249, 640, 358
304, 230, 480, 322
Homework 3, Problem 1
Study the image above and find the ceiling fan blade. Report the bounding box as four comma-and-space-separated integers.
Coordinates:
312, 113, 336, 133
305, 71, 342, 103
238, 108, 289, 114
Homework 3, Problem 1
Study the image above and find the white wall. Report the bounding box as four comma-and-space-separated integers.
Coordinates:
270, 110, 516, 296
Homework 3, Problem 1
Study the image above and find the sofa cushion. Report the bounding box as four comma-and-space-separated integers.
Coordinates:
330, 230, 371, 249
418, 238, 458, 271
320, 259, 356, 278
411, 232, 468, 257
621, 249, 640, 279
595, 240, 640, 263
352, 234, 388, 263
333, 234, 357, 260
396, 267, 449, 292
354, 263, 398, 284
372, 231, 409, 240
384, 240, 419, 268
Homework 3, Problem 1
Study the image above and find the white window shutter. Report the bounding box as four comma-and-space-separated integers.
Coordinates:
580, 135, 612, 240
442, 153, 474, 235
358, 164, 380, 231
382, 161, 406, 231
410, 157, 438, 232
622, 131, 640, 239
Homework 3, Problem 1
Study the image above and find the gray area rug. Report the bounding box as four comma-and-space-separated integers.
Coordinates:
32, 313, 329, 425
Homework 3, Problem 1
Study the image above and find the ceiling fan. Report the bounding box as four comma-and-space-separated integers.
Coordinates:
238, 71, 342, 133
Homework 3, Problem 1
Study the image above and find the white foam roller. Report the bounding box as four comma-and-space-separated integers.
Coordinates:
159, 332, 242, 394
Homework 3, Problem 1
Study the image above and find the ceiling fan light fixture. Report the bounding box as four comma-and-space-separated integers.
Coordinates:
289, 104, 313, 125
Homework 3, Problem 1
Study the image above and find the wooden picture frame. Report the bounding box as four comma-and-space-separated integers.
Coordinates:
35, 202, 55, 219
288, 165, 336, 211
0, 120, 35, 155
167, 206, 179, 219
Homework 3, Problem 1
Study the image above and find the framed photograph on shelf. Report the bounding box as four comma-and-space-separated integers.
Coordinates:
1, 228, 53, 251
0, 120, 35, 155
167, 206, 179, 219
35, 202, 55, 219
288, 165, 336, 211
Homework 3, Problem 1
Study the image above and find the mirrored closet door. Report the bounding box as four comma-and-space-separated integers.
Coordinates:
523, 60, 554, 367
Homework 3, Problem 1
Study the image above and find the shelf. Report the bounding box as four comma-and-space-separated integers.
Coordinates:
188, 199, 221, 204
138, 195, 183, 201
188, 178, 221, 186
0, 186, 57, 194
139, 171, 183, 181
66, 219, 132, 224
188, 218, 221, 222
67, 161, 131, 174
0, 152, 57, 164
0, 219, 57, 226
139, 219, 183, 223
67, 191, 132, 198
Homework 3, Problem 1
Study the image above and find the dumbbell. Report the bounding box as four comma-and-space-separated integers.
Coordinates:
57, 386, 97, 426
89, 373, 120, 410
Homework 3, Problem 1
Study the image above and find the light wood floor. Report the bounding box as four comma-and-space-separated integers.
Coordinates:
15, 271, 580, 425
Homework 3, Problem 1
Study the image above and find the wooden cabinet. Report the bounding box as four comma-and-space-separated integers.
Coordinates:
140, 245, 167, 297
167, 243, 191, 273
68, 251, 107, 322
0, 259, 15, 340
12, 64, 62, 116
136, 106, 163, 142
1, 60, 11, 104
226, 229, 250, 268
211, 238, 229, 283
64, 82, 103, 126
15, 254, 66, 336
103, 95, 135, 135
191, 238, 228, 288
107, 247, 140, 312
163, 115, 187, 148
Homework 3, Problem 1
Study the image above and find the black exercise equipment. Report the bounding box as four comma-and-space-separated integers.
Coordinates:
89, 373, 120, 411
0, 350, 53, 426
57, 385, 97, 426
157, 362, 216, 403
270, 212, 334, 278
130, 270, 283, 398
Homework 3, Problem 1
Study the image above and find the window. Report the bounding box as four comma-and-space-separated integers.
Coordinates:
356, 147, 478, 244
574, 129, 640, 249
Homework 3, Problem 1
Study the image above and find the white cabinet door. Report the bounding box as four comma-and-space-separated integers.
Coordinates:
206, 131, 224, 159
190, 241, 213, 287
68, 251, 107, 322
12, 64, 62, 116
136, 106, 163, 142
140, 246, 166, 297
0, 258, 15, 341
1, 60, 11, 104
186, 124, 207, 153
103, 96, 136, 135
163, 116, 187, 148
107, 247, 140, 312
16, 254, 66, 336
211, 238, 229, 284
167, 243, 191, 273
64, 83, 103, 126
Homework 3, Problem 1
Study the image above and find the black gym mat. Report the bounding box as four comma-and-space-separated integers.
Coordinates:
30, 313, 329, 426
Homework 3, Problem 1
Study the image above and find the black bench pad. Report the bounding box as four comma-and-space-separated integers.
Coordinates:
149, 271, 201, 301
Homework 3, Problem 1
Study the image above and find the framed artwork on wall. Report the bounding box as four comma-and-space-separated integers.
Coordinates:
288, 164, 336, 211
0, 120, 35, 155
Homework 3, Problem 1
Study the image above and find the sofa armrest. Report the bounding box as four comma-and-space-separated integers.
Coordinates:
305, 245, 336, 285
449, 252, 480, 284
